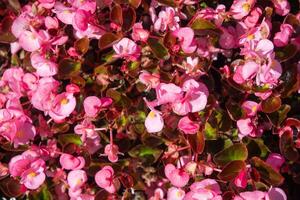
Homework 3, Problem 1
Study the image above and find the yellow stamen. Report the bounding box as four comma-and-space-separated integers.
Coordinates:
61, 98, 69, 105
28, 172, 37, 178
247, 34, 255, 40
148, 111, 156, 118
242, 3, 251, 12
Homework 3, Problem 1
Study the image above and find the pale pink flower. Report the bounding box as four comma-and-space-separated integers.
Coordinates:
172, 79, 209, 115
164, 163, 190, 188
266, 153, 285, 172
242, 101, 259, 117
156, 83, 183, 105
31, 52, 58, 77
131, 23, 149, 42
49, 92, 76, 122
178, 116, 199, 134
152, 7, 180, 32
53, 2, 75, 25
274, 24, 294, 47
45, 16, 59, 30
173, 27, 197, 54
271, 0, 290, 16
230, 0, 256, 20
234, 191, 266, 200
95, 166, 120, 193
167, 187, 185, 200
67, 170, 87, 191
145, 110, 164, 133
184, 179, 222, 200
18, 29, 41, 52
113, 38, 140, 61
59, 153, 85, 170
237, 118, 255, 138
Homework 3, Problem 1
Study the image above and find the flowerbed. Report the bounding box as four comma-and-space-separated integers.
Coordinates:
0, 0, 299, 199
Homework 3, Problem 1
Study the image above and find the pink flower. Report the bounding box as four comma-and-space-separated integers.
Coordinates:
18, 29, 41, 52
178, 116, 199, 134
242, 101, 259, 117
113, 38, 140, 61
266, 187, 287, 200
184, 179, 222, 200
49, 92, 76, 122
219, 26, 237, 49
45, 17, 59, 30
230, 0, 256, 20
31, 52, 58, 77
164, 163, 190, 188
234, 191, 266, 200
234, 168, 247, 188
244, 7, 262, 28
9, 152, 46, 190
83, 96, 112, 118
53, 2, 75, 25
73, 9, 91, 31
167, 187, 185, 200
233, 61, 259, 84
139, 71, 160, 89
173, 27, 197, 54
172, 79, 209, 115
152, 7, 180, 32
156, 83, 183, 105
237, 118, 255, 137
145, 110, 164, 133
266, 153, 285, 172
104, 144, 119, 163
38, 0, 55, 9
67, 170, 87, 191
271, 0, 290, 16
59, 153, 85, 170
95, 166, 120, 193
274, 24, 294, 47
131, 23, 149, 42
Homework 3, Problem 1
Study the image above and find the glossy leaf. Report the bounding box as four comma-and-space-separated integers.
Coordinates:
190, 18, 216, 30
275, 44, 298, 62
128, 145, 162, 164
187, 131, 205, 154
250, 157, 284, 186
243, 137, 270, 158
98, 33, 120, 50
213, 143, 248, 166
58, 134, 82, 146
267, 104, 291, 126
218, 160, 246, 181
261, 95, 282, 113
122, 6, 136, 31
156, 0, 181, 7
279, 130, 299, 162
0, 177, 24, 198
110, 4, 123, 26
74, 37, 89, 54
129, 0, 141, 8
58, 59, 81, 79
147, 38, 170, 60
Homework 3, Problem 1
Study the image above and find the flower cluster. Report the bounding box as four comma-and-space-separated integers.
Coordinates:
0, 0, 299, 199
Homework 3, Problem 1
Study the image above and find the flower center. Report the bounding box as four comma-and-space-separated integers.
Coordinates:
242, 3, 251, 12
61, 98, 69, 105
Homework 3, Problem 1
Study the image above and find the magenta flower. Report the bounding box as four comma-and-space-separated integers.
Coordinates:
156, 83, 183, 105
113, 38, 141, 61
83, 96, 112, 118
230, 0, 256, 20
274, 24, 294, 47
271, 0, 290, 16
131, 23, 150, 42
266, 153, 285, 172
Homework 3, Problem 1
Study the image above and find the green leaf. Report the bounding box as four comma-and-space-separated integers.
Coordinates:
243, 137, 270, 158
147, 38, 170, 60
58, 59, 81, 79
218, 160, 246, 181
250, 157, 284, 186
190, 18, 216, 30
204, 121, 217, 140
58, 134, 82, 146
29, 185, 52, 200
261, 95, 282, 113
267, 104, 290, 126
106, 88, 121, 102
187, 131, 205, 154
213, 143, 248, 166
98, 33, 119, 50
275, 44, 297, 62
128, 145, 162, 164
